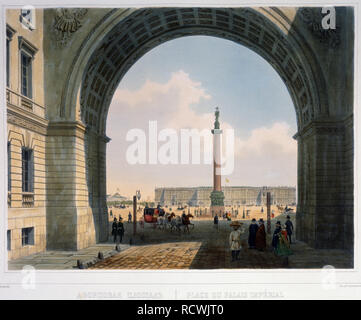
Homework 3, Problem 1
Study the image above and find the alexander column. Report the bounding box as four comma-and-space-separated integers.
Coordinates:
210, 107, 225, 217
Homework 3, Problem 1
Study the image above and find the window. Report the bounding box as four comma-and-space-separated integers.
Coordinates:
21, 51, 32, 98
7, 142, 11, 192
6, 25, 15, 88
18, 37, 37, 99
20, 9, 35, 30
7, 230, 11, 251
22, 227, 34, 246
22, 147, 34, 192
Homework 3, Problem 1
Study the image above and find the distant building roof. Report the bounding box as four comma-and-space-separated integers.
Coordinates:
107, 192, 128, 202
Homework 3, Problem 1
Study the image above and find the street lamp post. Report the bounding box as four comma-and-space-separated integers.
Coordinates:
267, 192, 271, 234
133, 190, 141, 236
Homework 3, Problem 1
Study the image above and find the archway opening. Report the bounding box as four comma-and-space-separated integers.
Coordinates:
105, 35, 297, 246
64, 7, 351, 256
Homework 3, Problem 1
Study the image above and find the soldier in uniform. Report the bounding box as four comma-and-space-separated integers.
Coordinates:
111, 217, 118, 243
117, 217, 125, 243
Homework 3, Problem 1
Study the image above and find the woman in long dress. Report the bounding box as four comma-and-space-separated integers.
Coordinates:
275, 227, 293, 257
273, 224, 293, 266
255, 218, 267, 251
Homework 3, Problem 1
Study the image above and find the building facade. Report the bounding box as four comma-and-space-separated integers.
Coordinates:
3, 7, 354, 257
155, 186, 296, 208
6, 9, 47, 260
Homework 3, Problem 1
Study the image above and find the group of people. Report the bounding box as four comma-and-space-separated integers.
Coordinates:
110, 209, 133, 223
229, 215, 294, 262
111, 217, 125, 243
247, 218, 267, 251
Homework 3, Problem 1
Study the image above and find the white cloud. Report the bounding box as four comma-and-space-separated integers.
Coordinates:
107, 71, 296, 198
237, 122, 296, 157
232, 122, 297, 187
111, 70, 212, 129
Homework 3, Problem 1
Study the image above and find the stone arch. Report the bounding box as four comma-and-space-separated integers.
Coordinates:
46, 7, 353, 251
74, 7, 328, 135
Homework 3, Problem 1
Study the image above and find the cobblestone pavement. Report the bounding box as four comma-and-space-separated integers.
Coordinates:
91, 216, 353, 269
9, 214, 353, 270
90, 241, 286, 270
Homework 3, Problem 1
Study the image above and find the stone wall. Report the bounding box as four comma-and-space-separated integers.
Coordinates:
7, 9, 47, 260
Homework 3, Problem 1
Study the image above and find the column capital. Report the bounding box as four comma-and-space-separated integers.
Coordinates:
293, 120, 346, 140
47, 121, 86, 138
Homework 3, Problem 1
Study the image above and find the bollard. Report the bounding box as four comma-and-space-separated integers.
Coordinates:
77, 259, 84, 269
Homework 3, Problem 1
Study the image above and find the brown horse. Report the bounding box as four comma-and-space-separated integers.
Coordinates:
168, 212, 175, 222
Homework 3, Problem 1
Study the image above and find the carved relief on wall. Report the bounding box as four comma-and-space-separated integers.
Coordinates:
53, 8, 88, 47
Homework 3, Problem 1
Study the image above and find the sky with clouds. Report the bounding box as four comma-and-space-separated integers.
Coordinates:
106, 36, 297, 200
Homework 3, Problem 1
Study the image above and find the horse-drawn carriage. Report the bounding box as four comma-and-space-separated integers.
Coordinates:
143, 206, 194, 232
143, 206, 165, 223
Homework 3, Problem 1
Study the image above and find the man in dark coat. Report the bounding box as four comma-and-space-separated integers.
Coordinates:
214, 214, 219, 230
285, 215, 294, 244
117, 217, 125, 243
248, 218, 259, 249
272, 221, 282, 252
255, 218, 267, 251
111, 217, 118, 243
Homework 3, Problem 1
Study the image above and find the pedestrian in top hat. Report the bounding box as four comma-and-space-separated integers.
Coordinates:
128, 212, 132, 223
255, 218, 267, 251
229, 221, 245, 262
285, 215, 294, 244
248, 218, 259, 249
111, 217, 118, 243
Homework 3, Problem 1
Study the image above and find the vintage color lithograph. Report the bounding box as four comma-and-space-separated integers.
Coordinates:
0, 0, 360, 301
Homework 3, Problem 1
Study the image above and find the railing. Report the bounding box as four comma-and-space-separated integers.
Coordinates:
22, 192, 34, 208
6, 87, 45, 117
